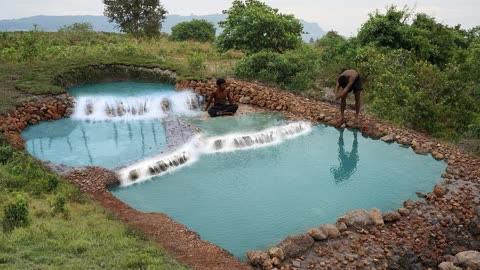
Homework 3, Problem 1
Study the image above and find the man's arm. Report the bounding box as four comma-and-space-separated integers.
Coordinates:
335, 76, 357, 100
227, 90, 234, 105
205, 92, 214, 111
334, 81, 340, 97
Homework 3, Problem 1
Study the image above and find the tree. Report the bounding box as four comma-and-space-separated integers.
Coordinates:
357, 6, 413, 49
170, 19, 216, 42
58, 22, 94, 33
103, 0, 167, 37
217, 0, 303, 54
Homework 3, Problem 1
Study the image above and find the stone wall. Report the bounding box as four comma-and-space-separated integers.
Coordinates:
54, 64, 177, 89
0, 94, 74, 149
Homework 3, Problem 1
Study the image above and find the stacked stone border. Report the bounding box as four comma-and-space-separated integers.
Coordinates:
0, 65, 479, 270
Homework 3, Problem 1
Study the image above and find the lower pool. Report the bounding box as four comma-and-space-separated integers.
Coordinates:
110, 125, 446, 258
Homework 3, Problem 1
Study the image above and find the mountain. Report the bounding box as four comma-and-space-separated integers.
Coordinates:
0, 15, 325, 42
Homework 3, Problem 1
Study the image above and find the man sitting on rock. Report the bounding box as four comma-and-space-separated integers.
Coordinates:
205, 78, 238, 117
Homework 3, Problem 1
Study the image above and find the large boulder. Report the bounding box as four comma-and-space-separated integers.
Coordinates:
269, 247, 285, 261
319, 224, 341, 238
383, 211, 401, 222
455, 250, 480, 269
246, 250, 269, 267
337, 209, 373, 229
370, 208, 384, 226
307, 227, 328, 241
277, 234, 314, 258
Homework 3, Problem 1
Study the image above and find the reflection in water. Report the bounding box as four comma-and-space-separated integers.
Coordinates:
330, 129, 359, 183
81, 126, 94, 165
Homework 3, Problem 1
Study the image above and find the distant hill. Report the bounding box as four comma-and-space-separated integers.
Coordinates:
0, 15, 325, 42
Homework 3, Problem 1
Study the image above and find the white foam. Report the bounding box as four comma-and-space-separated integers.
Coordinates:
72, 91, 201, 121
118, 122, 312, 186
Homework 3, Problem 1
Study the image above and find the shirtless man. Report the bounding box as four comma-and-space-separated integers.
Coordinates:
205, 78, 238, 117
335, 69, 363, 124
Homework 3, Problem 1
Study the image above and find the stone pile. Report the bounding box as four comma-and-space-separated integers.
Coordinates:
0, 94, 74, 149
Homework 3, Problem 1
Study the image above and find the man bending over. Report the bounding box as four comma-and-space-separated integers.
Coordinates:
205, 78, 239, 117
335, 69, 363, 124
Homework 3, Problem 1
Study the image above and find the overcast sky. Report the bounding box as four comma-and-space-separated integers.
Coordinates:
0, 0, 478, 36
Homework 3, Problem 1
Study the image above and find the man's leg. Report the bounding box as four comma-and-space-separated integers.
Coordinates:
208, 106, 219, 117
354, 90, 361, 123
225, 104, 238, 115
339, 96, 347, 124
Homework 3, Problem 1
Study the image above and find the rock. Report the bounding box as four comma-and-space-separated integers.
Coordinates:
239, 96, 252, 104
292, 260, 301, 268
383, 211, 401, 222
307, 227, 328, 241
398, 208, 410, 216
337, 209, 373, 229
370, 208, 384, 226
247, 250, 270, 266
433, 185, 447, 197
335, 222, 348, 232
272, 257, 281, 266
269, 247, 285, 261
433, 152, 445, 160
455, 250, 480, 269
381, 134, 396, 143
318, 114, 325, 120
438, 261, 462, 270
319, 224, 341, 238
262, 258, 273, 270
277, 234, 314, 259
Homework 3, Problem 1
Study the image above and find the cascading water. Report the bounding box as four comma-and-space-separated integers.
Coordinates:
72, 91, 201, 121
118, 122, 312, 186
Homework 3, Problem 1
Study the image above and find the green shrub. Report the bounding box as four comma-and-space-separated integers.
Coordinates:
2, 193, 30, 233
170, 19, 216, 42
235, 46, 320, 90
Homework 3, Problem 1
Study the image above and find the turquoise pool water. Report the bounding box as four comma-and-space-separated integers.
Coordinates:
22, 118, 167, 169
185, 112, 285, 136
110, 125, 446, 258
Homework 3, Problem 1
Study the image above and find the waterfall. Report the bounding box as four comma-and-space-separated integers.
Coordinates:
72, 92, 201, 121
118, 122, 312, 186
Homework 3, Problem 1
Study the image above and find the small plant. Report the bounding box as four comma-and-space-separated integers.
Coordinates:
51, 194, 68, 216
2, 193, 30, 233
187, 51, 206, 73
0, 145, 14, 164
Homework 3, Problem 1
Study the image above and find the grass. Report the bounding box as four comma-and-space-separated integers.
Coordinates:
0, 31, 243, 115
0, 145, 188, 269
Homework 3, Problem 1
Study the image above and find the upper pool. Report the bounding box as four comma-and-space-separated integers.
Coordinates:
22, 82, 200, 168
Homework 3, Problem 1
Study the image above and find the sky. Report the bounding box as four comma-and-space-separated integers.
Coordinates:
0, 0, 478, 36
